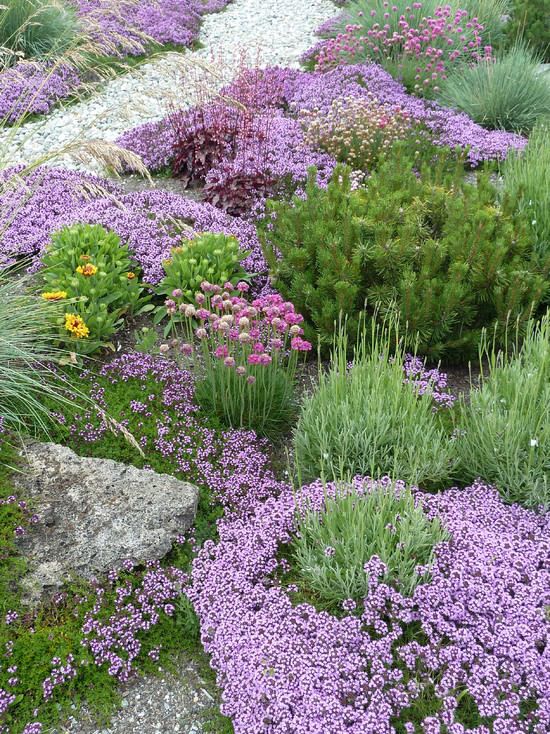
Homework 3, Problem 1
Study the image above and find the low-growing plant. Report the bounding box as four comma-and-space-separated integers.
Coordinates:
294, 318, 456, 488
503, 120, 550, 261
300, 93, 419, 172
438, 44, 550, 133
316, 1, 493, 97
261, 150, 550, 360
40, 223, 150, 356
292, 480, 448, 608
456, 312, 550, 508
154, 232, 250, 330
0, 0, 77, 62
158, 280, 312, 438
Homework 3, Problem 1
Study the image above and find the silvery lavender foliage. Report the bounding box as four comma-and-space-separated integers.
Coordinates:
0, 167, 268, 286
190, 476, 550, 734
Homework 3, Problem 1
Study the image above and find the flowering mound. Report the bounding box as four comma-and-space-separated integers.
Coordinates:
190, 477, 550, 733
0, 167, 267, 286
118, 62, 526, 176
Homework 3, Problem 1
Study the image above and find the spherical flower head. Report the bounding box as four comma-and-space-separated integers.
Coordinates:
248, 354, 261, 365
196, 308, 211, 320
212, 285, 222, 295
42, 290, 67, 301
289, 324, 303, 336
172, 288, 183, 298
75, 263, 98, 277
236, 281, 249, 292
224, 357, 236, 368
180, 343, 194, 356
126, 272, 136, 280
195, 293, 206, 305
214, 345, 229, 359
211, 295, 223, 309
159, 343, 170, 354
184, 304, 196, 318
270, 338, 283, 350
253, 342, 265, 354
236, 366, 246, 377
223, 281, 234, 291
238, 332, 251, 343
195, 328, 207, 339
201, 281, 214, 293
259, 353, 272, 366
291, 337, 312, 352
246, 375, 256, 385
64, 313, 89, 339
238, 317, 250, 330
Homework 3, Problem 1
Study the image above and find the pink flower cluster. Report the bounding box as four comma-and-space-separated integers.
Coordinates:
315, 3, 491, 95
163, 280, 311, 381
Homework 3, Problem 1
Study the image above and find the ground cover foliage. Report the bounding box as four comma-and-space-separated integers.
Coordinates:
0, 0, 549, 731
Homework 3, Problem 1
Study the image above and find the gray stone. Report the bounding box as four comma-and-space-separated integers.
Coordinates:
14, 441, 198, 600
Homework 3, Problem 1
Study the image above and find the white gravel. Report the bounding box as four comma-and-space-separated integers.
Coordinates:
0, 0, 336, 173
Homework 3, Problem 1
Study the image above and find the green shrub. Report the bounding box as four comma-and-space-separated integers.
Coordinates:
261, 150, 550, 360
438, 44, 550, 133
40, 223, 150, 356
505, 0, 550, 62
294, 319, 456, 488
154, 232, 249, 329
292, 482, 448, 609
503, 120, 550, 261
456, 312, 550, 508
0, 0, 77, 61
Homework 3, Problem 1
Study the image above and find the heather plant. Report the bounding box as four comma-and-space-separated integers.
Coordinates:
438, 44, 550, 133
503, 120, 550, 260
261, 150, 549, 359
456, 313, 550, 508
292, 482, 448, 608
154, 232, 250, 328
159, 281, 312, 437
0, 0, 77, 62
315, 2, 492, 97
300, 93, 419, 171
40, 223, 150, 356
294, 319, 455, 488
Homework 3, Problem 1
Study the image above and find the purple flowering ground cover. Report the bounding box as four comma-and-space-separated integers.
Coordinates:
0, 0, 234, 123
0, 166, 268, 286
190, 476, 550, 734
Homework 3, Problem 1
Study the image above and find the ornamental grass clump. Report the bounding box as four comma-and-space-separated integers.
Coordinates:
159, 281, 312, 438
294, 318, 455, 488
0, 0, 77, 62
456, 312, 550, 508
292, 482, 448, 609
438, 43, 550, 133
40, 223, 150, 356
154, 232, 250, 329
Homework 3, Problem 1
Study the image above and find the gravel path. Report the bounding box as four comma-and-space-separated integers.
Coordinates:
1, 0, 336, 174
32, 1, 337, 731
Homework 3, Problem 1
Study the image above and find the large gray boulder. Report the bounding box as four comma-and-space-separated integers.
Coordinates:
14, 441, 198, 601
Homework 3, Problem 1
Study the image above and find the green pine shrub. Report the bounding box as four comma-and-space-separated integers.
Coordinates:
505, 0, 550, 62
455, 312, 550, 509
438, 44, 550, 133
502, 120, 550, 262
0, 0, 77, 61
292, 482, 449, 609
294, 318, 456, 488
261, 148, 549, 360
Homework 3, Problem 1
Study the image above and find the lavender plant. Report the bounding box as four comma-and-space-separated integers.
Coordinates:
456, 312, 550, 508
292, 482, 448, 608
294, 318, 456, 488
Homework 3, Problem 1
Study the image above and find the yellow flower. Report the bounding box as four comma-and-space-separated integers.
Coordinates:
41, 290, 67, 301
76, 263, 98, 276
126, 272, 136, 280
64, 313, 90, 339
